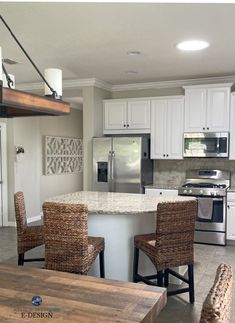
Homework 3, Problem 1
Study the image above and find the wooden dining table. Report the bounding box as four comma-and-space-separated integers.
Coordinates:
0, 263, 167, 322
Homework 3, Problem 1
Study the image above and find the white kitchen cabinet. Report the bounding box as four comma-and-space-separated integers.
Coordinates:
229, 93, 235, 159
227, 192, 235, 240
184, 84, 232, 132
103, 99, 150, 134
145, 188, 178, 197
151, 96, 184, 159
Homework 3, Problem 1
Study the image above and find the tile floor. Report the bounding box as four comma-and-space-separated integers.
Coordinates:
0, 226, 235, 323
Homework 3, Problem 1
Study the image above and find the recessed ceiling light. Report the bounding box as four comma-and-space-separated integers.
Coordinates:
127, 51, 141, 56
126, 70, 138, 75
176, 40, 210, 51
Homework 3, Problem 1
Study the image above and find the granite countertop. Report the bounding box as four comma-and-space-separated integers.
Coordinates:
46, 191, 195, 215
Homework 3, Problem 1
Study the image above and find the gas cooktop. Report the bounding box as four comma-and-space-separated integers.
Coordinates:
178, 169, 230, 197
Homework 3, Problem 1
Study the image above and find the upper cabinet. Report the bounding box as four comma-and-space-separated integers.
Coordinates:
184, 83, 232, 132
151, 96, 184, 160
229, 93, 235, 159
103, 99, 150, 134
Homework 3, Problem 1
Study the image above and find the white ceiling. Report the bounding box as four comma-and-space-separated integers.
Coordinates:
1, 2, 235, 88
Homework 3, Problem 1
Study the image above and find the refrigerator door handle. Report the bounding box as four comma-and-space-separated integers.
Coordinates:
108, 151, 112, 181
108, 151, 115, 192
111, 151, 115, 181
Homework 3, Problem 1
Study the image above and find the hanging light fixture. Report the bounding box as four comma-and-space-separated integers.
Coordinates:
0, 15, 70, 118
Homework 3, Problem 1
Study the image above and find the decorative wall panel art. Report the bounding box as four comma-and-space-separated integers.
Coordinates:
45, 136, 83, 175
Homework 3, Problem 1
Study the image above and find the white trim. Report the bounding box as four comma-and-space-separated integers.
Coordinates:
7, 221, 16, 227
103, 95, 184, 102
18, 78, 112, 92
183, 82, 233, 89
0, 122, 8, 227
112, 76, 235, 91
17, 75, 235, 94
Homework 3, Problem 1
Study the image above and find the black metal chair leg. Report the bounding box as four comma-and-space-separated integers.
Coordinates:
188, 264, 195, 303
18, 253, 24, 266
164, 269, 169, 287
133, 247, 139, 282
99, 250, 105, 278
157, 270, 164, 287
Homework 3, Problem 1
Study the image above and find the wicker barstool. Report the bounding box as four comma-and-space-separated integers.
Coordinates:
133, 200, 197, 303
200, 263, 233, 323
14, 192, 44, 266
43, 202, 105, 277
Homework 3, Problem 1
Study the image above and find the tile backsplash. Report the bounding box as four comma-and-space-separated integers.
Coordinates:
154, 159, 235, 187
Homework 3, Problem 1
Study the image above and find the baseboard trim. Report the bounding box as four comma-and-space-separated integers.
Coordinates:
6, 213, 43, 227
7, 221, 16, 227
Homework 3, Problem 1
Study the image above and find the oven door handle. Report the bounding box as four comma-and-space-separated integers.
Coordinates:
210, 197, 224, 201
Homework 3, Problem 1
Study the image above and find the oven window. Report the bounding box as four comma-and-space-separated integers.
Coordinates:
197, 199, 223, 223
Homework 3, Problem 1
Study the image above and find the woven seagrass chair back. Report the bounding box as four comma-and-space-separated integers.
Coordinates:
43, 202, 89, 273
155, 200, 197, 269
200, 263, 233, 323
14, 192, 27, 234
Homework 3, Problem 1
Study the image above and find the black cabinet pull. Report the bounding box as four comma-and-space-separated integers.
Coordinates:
166, 154, 169, 157
163, 154, 165, 157
127, 124, 129, 127
124, 124, 126, 127
207, 127, 209, 130
203, 127, 205, 130
160, 192, 162, 195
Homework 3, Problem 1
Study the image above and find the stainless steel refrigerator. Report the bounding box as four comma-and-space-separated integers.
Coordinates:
93, 136, 153, 193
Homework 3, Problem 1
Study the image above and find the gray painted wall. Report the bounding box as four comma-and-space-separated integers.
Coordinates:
6, 108, 83, 222
82, 86, 111, 190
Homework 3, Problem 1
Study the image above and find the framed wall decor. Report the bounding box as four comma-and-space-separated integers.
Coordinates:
44, 136, 83, 175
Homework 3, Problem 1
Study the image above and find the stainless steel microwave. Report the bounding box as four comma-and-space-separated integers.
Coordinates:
183, 132, 229, 158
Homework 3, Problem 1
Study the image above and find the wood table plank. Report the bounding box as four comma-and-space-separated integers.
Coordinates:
0, 263, 167, 323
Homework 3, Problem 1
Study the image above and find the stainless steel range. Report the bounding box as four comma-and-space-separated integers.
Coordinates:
178, 169, 230, 246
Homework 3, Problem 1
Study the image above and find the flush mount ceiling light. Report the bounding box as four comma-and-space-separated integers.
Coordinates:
176, 40, 210, 51
0, 15, 70, 118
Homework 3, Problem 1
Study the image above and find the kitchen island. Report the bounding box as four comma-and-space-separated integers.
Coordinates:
47, 191, 195, 281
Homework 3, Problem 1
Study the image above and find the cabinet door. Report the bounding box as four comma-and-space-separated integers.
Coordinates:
207, 88, 230, 131
127, 100, 150, 130
103, 101, 127, 130
145, 188, 178, 197
229, 95, 235, 159
227, 203, 235, 240
166, 99, 184, 159
150, 100, 167, 159
184, 89, 207, 132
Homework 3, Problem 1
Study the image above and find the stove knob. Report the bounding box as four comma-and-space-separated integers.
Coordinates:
189, 190, 192, 194
200, 190, 203, 194
183, 189, 187, 194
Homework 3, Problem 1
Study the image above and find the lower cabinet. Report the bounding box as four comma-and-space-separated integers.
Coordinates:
145, 188, 178, 197
227, 192, 235, 240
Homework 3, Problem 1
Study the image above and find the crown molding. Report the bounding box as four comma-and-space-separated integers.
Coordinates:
111, 75, 235, 91
18, 75, 235, 94
18, 78, 112, 92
